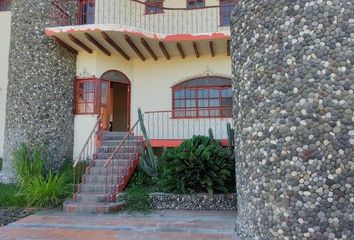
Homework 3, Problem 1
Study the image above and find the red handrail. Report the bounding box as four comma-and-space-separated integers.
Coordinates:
103, 117, 142, 168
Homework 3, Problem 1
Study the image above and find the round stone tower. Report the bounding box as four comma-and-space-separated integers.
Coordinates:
3, 0, 77, 178
232, 0, 353, 239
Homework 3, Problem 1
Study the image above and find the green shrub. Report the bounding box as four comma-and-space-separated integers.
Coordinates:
12, 144, 44, 184
0, 157, 3, 170
124, 185, 150, 213
0, 183, 25, 208
11, 144, 71, 208
19, 172, 68, 208
128, 167, 155, 188
159, 136, 234, 194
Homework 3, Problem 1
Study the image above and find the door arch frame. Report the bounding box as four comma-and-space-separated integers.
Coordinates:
100, 70, 131, 131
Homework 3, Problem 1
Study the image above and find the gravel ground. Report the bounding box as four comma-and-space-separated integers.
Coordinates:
0, 209, 35, 227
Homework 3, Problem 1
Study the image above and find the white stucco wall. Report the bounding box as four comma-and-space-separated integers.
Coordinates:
0, 12, 11, 158
73, 50, 231, 155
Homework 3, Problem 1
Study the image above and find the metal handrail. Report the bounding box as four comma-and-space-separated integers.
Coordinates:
103, 116, 143, 168
73, 115, 102, 168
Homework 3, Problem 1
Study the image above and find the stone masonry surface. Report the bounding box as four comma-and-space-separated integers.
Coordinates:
117, 192, 237, 210
3, 0, 77, 179
232, 0, 353, 239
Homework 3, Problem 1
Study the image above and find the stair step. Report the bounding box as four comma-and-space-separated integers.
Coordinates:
75, 193, 110, 203
101, 140, 144, 147
84, 174, 124, 184
80, 183, 121, 193
101, 135, 141, 141
89, 166, 128, 175
64, 199, 125, 213
96, 152, 140, 159
92, 159, 133, 167
98, 146, 143, 153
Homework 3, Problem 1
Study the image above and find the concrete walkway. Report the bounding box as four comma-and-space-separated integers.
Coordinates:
0, 210, 240, 240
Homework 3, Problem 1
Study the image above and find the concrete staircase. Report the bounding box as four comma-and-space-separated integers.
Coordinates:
64, 132, 143, 213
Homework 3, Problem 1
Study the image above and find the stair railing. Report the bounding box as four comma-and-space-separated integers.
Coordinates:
104, 115, 144, 202
72, 115, 102, 196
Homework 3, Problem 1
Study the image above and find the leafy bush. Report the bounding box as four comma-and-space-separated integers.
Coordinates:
12, 144, 44, 184
128, 167, 155, 188
18, 172, 68, 208
11, 144, 70, 208
159, 136, 234, 194
124, 185, 150, 213
0, 183, 25, 208
0, 157, 3, 170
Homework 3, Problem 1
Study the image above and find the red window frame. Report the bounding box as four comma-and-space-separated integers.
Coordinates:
145, 0, 164, 14
172, 77, 232, 119
78, 0, 95, 25
219, 0, 236, 26
0, 0, 11, 11
186, 0, 205, 9
75, 78, 99, 114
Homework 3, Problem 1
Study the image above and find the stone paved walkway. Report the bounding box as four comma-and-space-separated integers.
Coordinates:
0, 210, 240, 240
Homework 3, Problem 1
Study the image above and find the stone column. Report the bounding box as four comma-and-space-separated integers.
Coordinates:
3, 0, 77, 179
232, 0, 353, 239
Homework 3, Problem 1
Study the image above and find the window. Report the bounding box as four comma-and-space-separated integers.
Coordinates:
145, 0, 163, 14
75, 79, 97, 114
78, 0, 95, 25
0, 0, 11, 11
172, 76, 232, 118
220, 0, 236, 26
187, 0, 205, 9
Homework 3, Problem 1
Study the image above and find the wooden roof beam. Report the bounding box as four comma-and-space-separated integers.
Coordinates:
193, 42, 200, 58
159, 42, 170, 60
124, 35, 145, 61
141, 38, 157, 61
209, 41, 215, 57
85, 32, 111, 56
68, 34, 92, 54
101, 32, 130, 61
52, 36, 78, 55
176, 43, 185, 59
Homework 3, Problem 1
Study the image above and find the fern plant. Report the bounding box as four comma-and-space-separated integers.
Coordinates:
159, 136, 233, 194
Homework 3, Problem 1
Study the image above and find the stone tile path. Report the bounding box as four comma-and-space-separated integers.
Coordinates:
0, 210, 240, 240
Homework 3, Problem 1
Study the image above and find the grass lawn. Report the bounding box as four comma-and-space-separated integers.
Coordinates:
0, 183, 25, 208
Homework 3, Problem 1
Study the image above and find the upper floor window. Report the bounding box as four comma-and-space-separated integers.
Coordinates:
220, 0, 236, 26
0, 0, 11, 11
172, 76, 232, 118
187, 0, 205, 9
78, 0, 95, 25
145, 0, 163, 14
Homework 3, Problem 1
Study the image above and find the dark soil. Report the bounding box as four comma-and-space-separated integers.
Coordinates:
0, 208, 35, 227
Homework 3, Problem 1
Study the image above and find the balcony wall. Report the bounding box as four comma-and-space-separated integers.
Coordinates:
94, 0, 229, 34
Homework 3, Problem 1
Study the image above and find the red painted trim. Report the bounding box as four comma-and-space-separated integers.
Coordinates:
144, 0, 164, 15
219, 0, 235, 27
171, 76, 232, 118
186, 0, 205, 9
44, 27, 230, 42
78, 0, 96, 25
150, 139, 229, 147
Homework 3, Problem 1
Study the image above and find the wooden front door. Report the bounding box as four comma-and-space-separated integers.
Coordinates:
99, 80, 110, 130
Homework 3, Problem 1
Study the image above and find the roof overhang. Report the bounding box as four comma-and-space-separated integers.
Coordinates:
45, 24, 231, 61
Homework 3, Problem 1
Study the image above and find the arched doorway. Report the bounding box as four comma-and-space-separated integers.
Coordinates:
100, 70, 131, 132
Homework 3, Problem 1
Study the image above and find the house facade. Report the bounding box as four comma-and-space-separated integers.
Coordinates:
1, 0, 235, 160
0, 0, 235, 211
